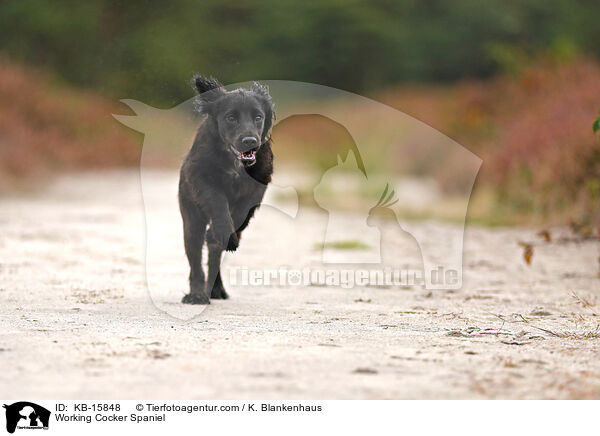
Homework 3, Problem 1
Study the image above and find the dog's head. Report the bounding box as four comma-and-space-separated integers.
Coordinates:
192, 75, 274, 167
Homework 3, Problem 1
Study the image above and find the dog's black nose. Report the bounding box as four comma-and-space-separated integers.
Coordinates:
242, 137, 258, 148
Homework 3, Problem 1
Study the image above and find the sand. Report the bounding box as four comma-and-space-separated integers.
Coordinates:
1, 170, 599, 399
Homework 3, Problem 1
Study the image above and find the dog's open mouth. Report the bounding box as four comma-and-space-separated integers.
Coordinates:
233, 147, 258, 166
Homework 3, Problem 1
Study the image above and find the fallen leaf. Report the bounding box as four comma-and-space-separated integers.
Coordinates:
537, 229, 551, 242
518, 241, 534, 265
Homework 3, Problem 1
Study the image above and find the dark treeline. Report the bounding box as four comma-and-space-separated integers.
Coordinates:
1, 0, 599, 104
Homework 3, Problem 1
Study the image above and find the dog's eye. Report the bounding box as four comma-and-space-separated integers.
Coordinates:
255, 115, 263, 122
226, 115, 237, 123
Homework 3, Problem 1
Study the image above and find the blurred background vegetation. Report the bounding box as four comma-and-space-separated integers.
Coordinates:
0, 0, 599, 227
3, 0, 600, 105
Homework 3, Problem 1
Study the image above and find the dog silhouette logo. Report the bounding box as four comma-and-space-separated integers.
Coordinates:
3, 402, 50, 434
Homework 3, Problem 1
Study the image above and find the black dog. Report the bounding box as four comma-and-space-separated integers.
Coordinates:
179, 75, 274, 304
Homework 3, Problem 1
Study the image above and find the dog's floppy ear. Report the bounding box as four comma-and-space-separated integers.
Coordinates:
191, 74, 225, 113
192, 74, 224, 95
251, 82, 275, 142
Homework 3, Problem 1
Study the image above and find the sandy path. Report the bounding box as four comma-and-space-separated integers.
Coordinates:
1, 170, 599, 399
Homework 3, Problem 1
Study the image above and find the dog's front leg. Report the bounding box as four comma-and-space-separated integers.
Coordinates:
206, 239, 228, 299
205, 191, 239, 251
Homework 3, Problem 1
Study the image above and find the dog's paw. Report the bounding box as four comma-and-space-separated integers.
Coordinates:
210, 285, 230, 300
226, 232, 239, 251
182, 292, 210, 305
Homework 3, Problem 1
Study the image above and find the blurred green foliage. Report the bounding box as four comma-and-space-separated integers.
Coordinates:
1, 0, 599, 105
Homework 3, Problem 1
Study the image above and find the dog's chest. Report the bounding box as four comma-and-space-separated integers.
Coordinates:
225, 167, 242, 182
226, 167, 261, 199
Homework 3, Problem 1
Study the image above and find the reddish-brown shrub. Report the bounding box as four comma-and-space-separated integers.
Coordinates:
0, 57, 139, 185
380, 58, 600, 223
